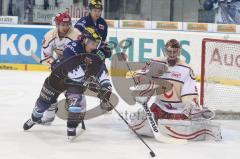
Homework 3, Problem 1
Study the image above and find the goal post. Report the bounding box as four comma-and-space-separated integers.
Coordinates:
200, 38, 240, 119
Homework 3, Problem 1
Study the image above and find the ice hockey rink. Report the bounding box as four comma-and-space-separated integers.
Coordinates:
0, 70, 240, 159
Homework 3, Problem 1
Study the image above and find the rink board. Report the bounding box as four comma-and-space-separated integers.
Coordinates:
1, 24, 240, 77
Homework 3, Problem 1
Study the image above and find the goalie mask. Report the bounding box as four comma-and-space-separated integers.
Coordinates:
164, 39, 181, 66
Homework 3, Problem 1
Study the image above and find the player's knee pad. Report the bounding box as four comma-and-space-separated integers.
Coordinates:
66, 93, 86, 128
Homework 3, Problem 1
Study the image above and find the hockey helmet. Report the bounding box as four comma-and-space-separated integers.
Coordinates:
54, 12, 71, 25
82, 27, 102, 49
89, 0, 103, 10
164, 39, 181, 61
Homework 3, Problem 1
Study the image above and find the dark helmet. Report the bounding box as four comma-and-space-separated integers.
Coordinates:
82, 27, 102, 49
89, 0, 103, 10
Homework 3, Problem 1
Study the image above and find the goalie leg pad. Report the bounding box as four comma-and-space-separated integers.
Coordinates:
130, 108, 222, 141
158, 120, 222, 141
130, 109, 154, 137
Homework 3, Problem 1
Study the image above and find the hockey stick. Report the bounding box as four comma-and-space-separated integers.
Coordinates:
119, 53, 187, 144
31, 50, 54, 66
83, 77, 156, 158
106, 100, 156, 158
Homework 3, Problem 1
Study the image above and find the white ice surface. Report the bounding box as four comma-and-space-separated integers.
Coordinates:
0, 70, 240, 159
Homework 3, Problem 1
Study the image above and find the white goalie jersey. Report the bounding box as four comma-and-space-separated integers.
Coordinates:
41, 27, 81, 61
130, 58, 221, 141
150, 58, 199, 114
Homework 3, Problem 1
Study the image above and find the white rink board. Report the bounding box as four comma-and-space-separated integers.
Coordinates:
106, 28, 240, 77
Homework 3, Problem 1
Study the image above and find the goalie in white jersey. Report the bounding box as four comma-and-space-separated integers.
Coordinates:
150, 39, 199, 119
130, 39, 221, 141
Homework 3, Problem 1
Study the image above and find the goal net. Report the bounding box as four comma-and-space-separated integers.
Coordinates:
200, 38, 240, 119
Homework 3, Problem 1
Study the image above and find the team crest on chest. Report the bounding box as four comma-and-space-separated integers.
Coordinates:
99, 24, 104, 30
171, 71, 181, 78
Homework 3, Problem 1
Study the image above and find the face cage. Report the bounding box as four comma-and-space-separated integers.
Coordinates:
164, 48, 181, 60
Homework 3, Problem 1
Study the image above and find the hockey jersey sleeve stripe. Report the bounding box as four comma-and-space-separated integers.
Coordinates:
151, 59, 167, 64
65, 37, 74, 41
176, 64, 191, 69
55, 48, 63, 51
160, 100, 182, 103
161, 78, 184, 84
181, 93, 198, 97
42, 38, 56, 49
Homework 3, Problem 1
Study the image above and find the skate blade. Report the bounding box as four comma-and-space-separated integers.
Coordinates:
67, 129, 86, 142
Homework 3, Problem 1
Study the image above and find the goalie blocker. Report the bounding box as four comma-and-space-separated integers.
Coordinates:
129, 39, 221, 141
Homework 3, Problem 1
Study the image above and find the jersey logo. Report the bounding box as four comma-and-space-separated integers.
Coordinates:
99, 24, 105, 30
163, 90, 174, 99
171, 71, 181, 78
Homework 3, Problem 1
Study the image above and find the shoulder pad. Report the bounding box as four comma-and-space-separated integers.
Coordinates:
42, 28, 58, 48
66, 28, 81, 41
75, 17, 87, 28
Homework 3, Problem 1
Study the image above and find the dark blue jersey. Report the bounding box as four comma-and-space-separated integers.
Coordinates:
74, 14, 108, 41
63, 40, 85, 59
51, 39, 109, 81
51, 40, 85, 70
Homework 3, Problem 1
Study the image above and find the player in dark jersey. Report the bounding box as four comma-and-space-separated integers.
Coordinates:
74, 0, 111, 59
23, 27, 112, 137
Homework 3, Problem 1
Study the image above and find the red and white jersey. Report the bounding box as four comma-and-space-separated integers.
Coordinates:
41, 27, 81, 60
152, 58, 199, 114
